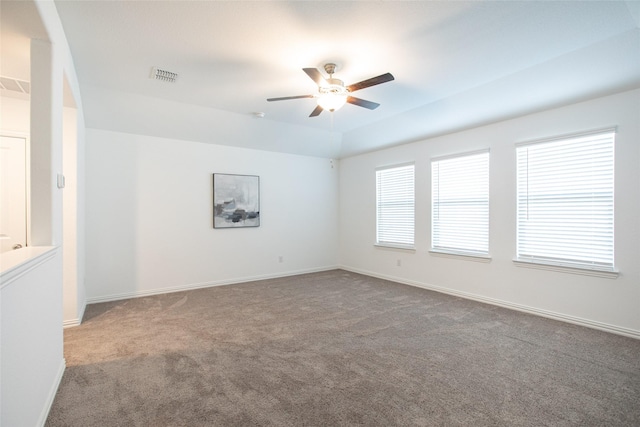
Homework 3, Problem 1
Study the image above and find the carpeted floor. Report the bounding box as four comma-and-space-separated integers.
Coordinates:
46, 270, 640, 426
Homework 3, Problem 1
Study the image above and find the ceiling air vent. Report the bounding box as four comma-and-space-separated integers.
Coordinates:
0, 76, 30, 94
151, 67, 178, 83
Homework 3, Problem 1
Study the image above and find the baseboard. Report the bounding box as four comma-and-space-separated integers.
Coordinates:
37, 358, 65, 427
62, 299, 87, 328
87, 265, 340, 304
63, 318, 80, 328
339, 265, 640, 340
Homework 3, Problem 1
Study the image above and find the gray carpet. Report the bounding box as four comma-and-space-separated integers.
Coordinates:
46, 270, 640, 426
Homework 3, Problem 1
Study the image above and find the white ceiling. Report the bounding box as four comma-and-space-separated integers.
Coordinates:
6, 1, 640, 158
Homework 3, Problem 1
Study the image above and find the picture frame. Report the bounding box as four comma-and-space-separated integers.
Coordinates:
213, 173, 260, 228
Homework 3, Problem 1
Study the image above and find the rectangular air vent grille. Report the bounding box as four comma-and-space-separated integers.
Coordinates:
151, 67, 178, 83
0, 76, 30, 94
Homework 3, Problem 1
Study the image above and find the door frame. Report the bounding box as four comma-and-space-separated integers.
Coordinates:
1, 130, 31, 249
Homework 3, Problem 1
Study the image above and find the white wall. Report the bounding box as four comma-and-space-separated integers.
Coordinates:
1, 1, 87, 424
0, 96, 30, 133
85, 129, 339, 301
1, 248, 64, 427
0, 92, 85, 329
339, 89, 640, 337
63, 105, 86, 326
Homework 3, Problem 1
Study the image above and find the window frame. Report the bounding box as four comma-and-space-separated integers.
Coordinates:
430, 149, 491, 259
514, 128, 617, 277
375, 162, 416, 250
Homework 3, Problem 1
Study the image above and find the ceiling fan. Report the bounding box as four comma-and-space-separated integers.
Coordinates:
267, 63, 394, 117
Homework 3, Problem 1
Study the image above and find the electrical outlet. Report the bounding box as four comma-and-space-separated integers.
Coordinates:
397, 259, 401, 267
279, 256, 284, 263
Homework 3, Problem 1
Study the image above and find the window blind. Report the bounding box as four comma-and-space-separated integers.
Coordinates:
376, 164, 415, 247
432, 150, 489, 256
516, 130, 615, 270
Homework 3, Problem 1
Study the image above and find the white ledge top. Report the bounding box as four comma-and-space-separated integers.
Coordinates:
0, 246, 57, 284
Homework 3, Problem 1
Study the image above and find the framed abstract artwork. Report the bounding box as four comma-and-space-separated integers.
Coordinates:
213, 173, 260, 228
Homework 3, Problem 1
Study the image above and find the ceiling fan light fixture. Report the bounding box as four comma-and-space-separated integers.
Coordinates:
317, 79, 348, 112
317, 92, 348, 112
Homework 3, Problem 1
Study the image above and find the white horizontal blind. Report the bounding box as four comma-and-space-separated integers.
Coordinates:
516, 130, 615, 270
376, 164, 415, 247
432, 150, 489, 255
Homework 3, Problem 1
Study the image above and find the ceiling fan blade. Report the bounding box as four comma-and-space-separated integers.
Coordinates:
309, 105, 323, 117
267, 94, 314, 102
347, 96, 380, 110
303, 68, 328, 86
347, 73, 394, 92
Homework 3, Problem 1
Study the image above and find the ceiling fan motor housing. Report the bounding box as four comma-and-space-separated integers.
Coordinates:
320, 78, 349, 96
324, 63, 338, 75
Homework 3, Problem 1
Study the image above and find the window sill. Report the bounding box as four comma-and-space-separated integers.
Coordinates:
513, 259, 619, 279
429, 250, 492, 263
374, 243, 416, 253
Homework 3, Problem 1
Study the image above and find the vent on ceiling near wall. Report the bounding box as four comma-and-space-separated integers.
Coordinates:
151, 67, 178, 83
0, 76, 30, 94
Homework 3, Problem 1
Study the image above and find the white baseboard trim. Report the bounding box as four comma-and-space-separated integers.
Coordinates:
87, 265, 340, 304
62, 298, 87, 328
339, 265, 640, 340
62, 301, 87, 329
63, 318, 81, 328
38, 358, 65, 427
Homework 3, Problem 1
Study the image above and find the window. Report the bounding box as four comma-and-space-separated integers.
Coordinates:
431, 150, 489, 257
376, 164, 415, 248
516, 129, 615, 271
